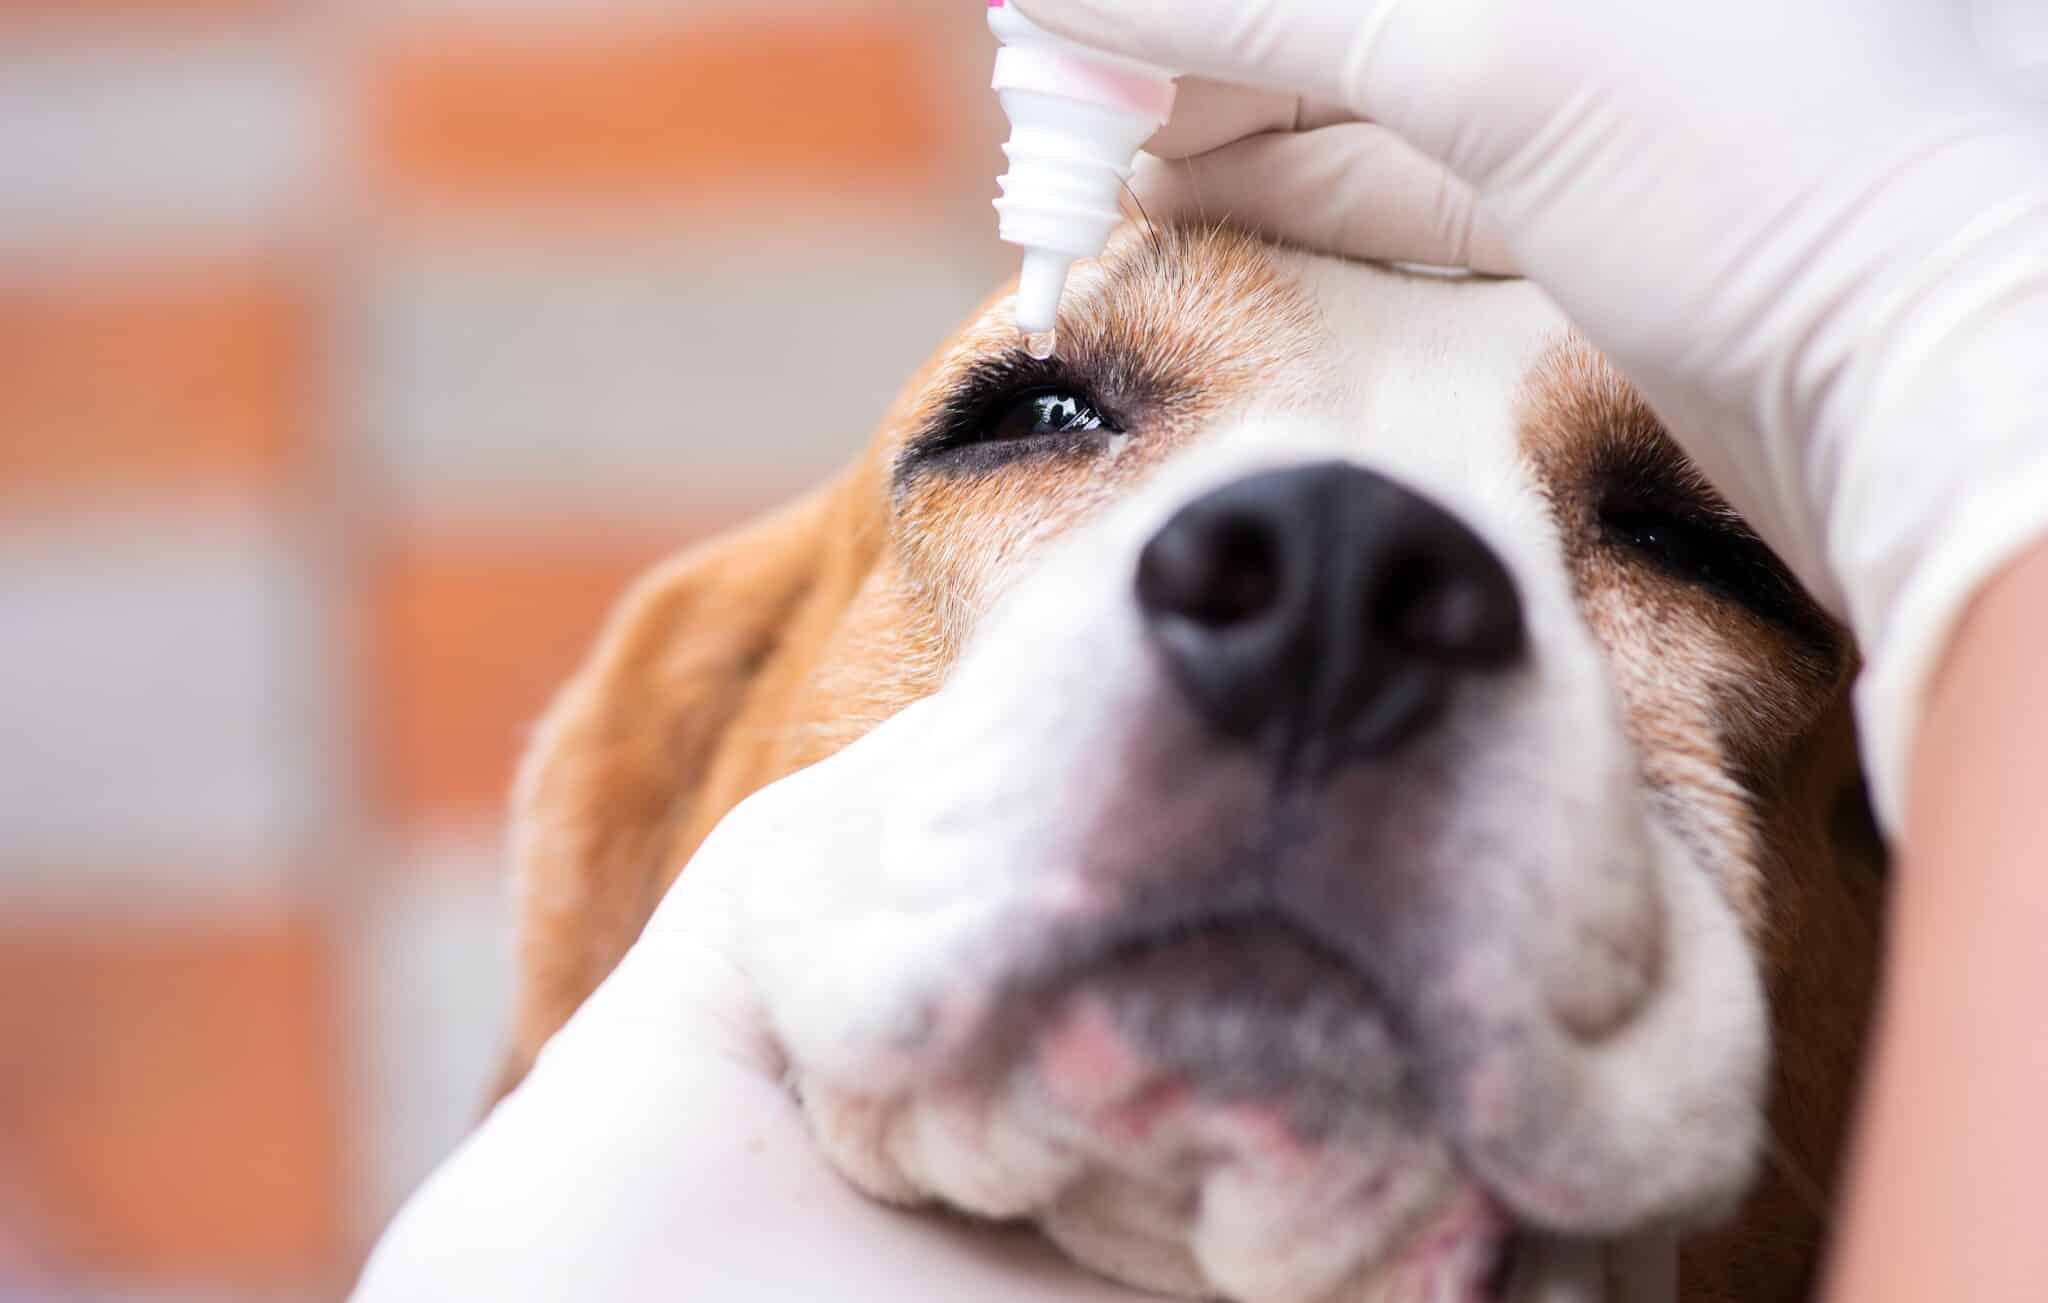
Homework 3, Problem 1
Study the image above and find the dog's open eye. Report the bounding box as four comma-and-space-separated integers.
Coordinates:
898, 361, 1127, 475
987, 388, 1109, 442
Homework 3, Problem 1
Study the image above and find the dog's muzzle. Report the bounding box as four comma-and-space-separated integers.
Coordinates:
1137, 462, 1525, 780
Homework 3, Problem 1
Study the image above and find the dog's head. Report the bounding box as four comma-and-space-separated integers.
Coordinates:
508, 226, 1883, 1301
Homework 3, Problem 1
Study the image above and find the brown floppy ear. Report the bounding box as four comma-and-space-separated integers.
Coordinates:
1683, 694, 1888, 1302
495, 463, 884, 1096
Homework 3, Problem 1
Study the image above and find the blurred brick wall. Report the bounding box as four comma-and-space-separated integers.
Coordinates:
4, 1, 2043, 1298
0, 1, 1007, 1296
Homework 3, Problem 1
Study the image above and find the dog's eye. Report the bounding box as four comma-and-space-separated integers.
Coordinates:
897, 366, 1126, 474
1601, 505, 1806, 627
1605, 511, 1745, 590
987, 389, 1108, 442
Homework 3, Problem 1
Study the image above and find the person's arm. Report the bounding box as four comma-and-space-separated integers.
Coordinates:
1824, 536, 2048, 1303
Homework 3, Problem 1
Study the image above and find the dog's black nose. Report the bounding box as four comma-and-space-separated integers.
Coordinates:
1136, 462, 1524, 770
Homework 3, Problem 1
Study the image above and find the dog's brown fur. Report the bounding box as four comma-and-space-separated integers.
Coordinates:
500, 228, 1882, 1299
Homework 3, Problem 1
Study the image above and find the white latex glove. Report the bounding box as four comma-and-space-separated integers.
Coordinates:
1019, 0, 2048, 832
350, 701, 1148, 1303
1132, 80, 1521, 275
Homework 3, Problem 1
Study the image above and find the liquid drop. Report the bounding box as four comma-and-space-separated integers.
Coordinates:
1024, 328, 1057, 360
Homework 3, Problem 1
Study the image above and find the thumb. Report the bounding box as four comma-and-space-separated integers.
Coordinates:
1012, 0, 1389, 114
653, 695, 947, 928
613, 698, 950, 1076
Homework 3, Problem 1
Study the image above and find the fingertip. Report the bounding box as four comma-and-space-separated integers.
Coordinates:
1146, 79, 1301, 158
1465, 205, 1522, 277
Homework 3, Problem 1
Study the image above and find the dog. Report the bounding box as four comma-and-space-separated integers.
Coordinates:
496, 225, 1884, 1301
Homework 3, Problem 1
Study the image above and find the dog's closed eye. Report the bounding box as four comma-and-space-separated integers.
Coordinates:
1598, 493, 1826, 644
1581, 423, 1836, 653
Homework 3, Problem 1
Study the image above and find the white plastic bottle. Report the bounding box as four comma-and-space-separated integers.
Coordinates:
987, 0, 1178, 354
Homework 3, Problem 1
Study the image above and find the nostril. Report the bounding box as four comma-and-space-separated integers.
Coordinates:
1200, 517, 1283, 626
1375, 553, 1525, 670
1137, 511, 1282, 629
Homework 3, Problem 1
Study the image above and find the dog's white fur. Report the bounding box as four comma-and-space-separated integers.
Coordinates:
731, 258, 1767, 1302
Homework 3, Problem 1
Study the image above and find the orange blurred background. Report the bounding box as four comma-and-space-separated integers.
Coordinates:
0, 1, 1009, 1295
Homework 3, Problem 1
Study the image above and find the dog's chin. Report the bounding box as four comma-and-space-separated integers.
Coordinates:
806, 914, 1533, 1303
1013, 915, 1523, 1302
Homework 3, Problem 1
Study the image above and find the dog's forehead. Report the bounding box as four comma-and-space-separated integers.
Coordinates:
1047, 229, 1580, 481
1066, 225, 1575, 427
1278, 252, 1573, 448
1114, 241, 1584, 562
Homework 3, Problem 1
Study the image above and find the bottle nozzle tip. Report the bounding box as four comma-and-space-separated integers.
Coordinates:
1014, 248, 1073, 337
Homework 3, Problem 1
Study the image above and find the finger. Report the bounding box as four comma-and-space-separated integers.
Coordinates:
747, 695, 944, 812
631, 704, 940, 1060
1014, 0, 1377, 110
1147, 77, 1300, 159
1295, 96, 1364, 132
1130, 124, 1520, 276
1149, 78, 1366, 160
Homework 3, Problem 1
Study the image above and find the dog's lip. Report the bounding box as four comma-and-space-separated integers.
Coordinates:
990, 900, 1404, 1089
1483, 1235, 1521, 1301
1411, 1199, 1523, 1303
933, 897, 1406, 1124
1018, 895, 1390, 1008
953, 900, 1551, 1302
1022, 911, 1580, 1294
948, 897, 1668, 1276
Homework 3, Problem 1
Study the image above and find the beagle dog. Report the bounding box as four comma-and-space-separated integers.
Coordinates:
499, 226, 1884, 1302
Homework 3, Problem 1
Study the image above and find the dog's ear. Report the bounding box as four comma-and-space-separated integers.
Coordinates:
1684, 695, 1886, 1301
495, 465, 883, 1096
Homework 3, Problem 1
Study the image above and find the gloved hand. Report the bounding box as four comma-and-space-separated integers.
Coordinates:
1020, 0, 2048, 831
1130, 79, 1520, 275
350, 700, 1148, 1303
351, 683, 1661, 1302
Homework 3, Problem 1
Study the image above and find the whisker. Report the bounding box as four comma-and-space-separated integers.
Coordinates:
1121, 176, 1165, 261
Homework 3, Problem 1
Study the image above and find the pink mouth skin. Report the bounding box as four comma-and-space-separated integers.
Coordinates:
1038, 999, 1148, 1107
1392, 1186, 1514, 1301
1033, 996, 1513, 1300
1038, 998, 1313, 1161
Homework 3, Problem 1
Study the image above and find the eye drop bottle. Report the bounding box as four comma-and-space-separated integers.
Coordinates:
987, 0, 1178, 350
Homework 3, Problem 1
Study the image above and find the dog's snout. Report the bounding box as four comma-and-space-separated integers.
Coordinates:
1136, 462, 1524, 767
